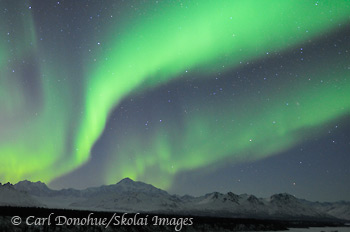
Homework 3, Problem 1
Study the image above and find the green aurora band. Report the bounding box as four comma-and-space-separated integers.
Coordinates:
0, 2, 74, 182
105, 61, 350, 189
0, 1, 349, 188
80, 1, 350, 187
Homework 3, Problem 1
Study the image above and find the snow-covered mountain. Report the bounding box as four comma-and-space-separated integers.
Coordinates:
0, 182, 44, 207
267, 193, 326, 218
69, 178, 183, 212
3, 178, 348, 221
310, 201, 350, 221
14, 180, 53, 196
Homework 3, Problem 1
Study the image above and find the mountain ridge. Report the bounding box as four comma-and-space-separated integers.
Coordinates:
0, 178, 348, 221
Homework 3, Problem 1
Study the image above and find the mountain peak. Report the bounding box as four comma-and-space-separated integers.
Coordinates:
15, 180, 49, 189
117, 177, 134, 184
271, 193, 296, 199
270, 193, 298, 204
1, 182, 14, 189
113, 178, 169, 196
18, 179, 45, 184
14, 180, 52, 196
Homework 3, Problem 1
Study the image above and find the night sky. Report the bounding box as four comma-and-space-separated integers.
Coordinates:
0, 0, 349, 202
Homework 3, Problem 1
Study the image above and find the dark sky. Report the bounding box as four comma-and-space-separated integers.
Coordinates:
0, 0, 349, 202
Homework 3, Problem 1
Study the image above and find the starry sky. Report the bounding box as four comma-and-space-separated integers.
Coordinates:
0, 0, 349, 202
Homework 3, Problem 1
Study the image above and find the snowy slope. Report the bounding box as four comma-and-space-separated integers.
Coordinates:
309, 201, 350, 221
0, 182, 44, 207
266, 193, 328, 218
70, 178, 183, 212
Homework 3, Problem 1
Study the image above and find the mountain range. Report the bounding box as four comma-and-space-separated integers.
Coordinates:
1, 178, 349, 221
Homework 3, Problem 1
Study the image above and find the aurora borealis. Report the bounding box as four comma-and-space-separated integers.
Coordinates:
0, 0, 349, 201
